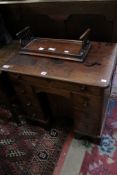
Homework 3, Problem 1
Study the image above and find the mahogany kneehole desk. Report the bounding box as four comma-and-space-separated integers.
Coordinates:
1, 42, 117, 140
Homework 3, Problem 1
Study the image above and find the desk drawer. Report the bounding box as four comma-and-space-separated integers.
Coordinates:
51, 81, 101, 96
73, 109, 100, 123
72, 93, 102, 113
21, 74, 101, 96
8, 73, 102, 96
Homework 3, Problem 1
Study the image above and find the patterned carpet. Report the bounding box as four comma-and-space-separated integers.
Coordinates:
0, 113, 71, 175
79, 99, 117, 175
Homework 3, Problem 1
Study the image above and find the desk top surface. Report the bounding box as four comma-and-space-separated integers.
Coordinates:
1, 41, 117, 87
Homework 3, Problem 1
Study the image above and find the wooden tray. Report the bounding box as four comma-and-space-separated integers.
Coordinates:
19, 38, 91, 62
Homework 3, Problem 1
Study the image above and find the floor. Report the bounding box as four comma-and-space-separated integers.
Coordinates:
60, 138, 86, 175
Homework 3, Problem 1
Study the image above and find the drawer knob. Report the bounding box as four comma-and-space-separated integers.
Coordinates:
80, 85, 86, 91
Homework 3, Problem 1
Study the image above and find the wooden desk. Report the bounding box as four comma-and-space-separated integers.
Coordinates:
1, 42, 117, 138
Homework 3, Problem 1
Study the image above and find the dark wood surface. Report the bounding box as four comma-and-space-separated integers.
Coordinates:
24, 38, 83, 54
21, 38, 87, 62
0, 41, 20, 71
1, 42, 117, 87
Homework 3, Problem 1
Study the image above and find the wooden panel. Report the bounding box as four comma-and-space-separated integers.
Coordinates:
23, 75, 101, 96
8, 74, 48, 124
47, 93, 72, 118
73, 109, 101, 136
1, 2, 117, 41
71, 92, 102, 113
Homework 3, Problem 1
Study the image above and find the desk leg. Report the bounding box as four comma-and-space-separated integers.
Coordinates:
74, 132, 101, 145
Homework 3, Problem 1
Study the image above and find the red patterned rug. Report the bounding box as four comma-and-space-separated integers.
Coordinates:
0, 111, 71, 175
80, 100, 117, 175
